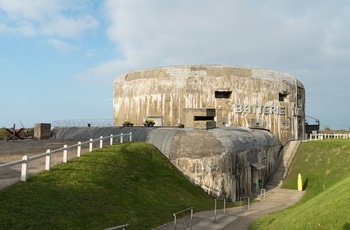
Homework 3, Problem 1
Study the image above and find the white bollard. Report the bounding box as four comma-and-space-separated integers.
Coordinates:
110, 134, 113, 145
100, 136, 103, 148
21, 156, 28, 181
63, 145, 68, 163
130, 132, 132, 142
77, 141, 81, 157
45, 149, 51, 170
120, 133, 123, 143
89, 139, 93, 152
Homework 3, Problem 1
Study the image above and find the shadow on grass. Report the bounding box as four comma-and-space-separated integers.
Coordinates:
343, 222, 350, 230
303, 178, 309, 190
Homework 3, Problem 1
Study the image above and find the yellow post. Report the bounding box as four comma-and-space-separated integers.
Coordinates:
298, 173, 303, 191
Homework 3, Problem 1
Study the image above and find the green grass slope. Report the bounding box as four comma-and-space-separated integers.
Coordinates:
250, 139, 350, 229
0, 142, 229, 230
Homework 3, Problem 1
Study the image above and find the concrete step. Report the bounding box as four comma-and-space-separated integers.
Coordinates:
267, 141, 300, 188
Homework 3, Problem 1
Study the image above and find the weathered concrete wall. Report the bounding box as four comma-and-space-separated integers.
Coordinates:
113, 65, 305, 144
170, 127, 281, 201
182, 108, 216, 129
34, 123, 51, 139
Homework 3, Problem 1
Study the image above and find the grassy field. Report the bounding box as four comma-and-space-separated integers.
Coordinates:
0, 142, 236, 230
249, 139, 350, 229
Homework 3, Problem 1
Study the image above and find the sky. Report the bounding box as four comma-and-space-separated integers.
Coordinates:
1, 0, 349, 130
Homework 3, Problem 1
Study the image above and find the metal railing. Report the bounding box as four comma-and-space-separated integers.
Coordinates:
0, 132, 132, 182
240, 196, 250, 212
173, 207, 194, 230
104, 224, 129, 230
213, 198, 227, 221
171, 196, 253, 229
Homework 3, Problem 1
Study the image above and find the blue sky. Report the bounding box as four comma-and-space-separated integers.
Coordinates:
1, 0, 350, 130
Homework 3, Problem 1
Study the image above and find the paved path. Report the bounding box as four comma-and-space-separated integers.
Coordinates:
154, 187, 304, 230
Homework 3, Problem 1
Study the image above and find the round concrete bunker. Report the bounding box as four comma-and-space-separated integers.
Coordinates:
111, 64, 305, 200
113, 65, 305, 144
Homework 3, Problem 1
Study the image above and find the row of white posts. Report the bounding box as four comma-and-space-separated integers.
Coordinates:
0, 132, 132, 182
309, 133, 350, 140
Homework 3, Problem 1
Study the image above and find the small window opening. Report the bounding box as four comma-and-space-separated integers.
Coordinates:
194, 116, 215, 121
279, 93, 288, 102
215, 91, 232, 99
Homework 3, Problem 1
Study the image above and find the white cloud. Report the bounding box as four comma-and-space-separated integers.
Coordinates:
0, 20, 36, 36
0, 0, 63, 21
0, 0, 99, 38
74, 0, 349, 129
74, 59, 126, 84
41, 15, 98, 39
46, 38, 78, 52
99, 1, 328, 71
94, 1, 350, 79
76, 1, 310, 83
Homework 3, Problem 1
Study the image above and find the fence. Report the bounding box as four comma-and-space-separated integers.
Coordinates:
172, 198, 233, 229
308, 133, 350, 140
0, 132, 132, 182
52, 118, 113, 127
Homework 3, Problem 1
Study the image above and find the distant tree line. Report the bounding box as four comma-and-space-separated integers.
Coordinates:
320, 126, 350, 134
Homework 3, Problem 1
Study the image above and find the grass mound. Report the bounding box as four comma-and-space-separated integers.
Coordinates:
249, 139, 350, 229
0, 142, 228, 229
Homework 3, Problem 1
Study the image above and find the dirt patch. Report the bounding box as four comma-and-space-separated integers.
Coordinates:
0, 139, 90, 190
